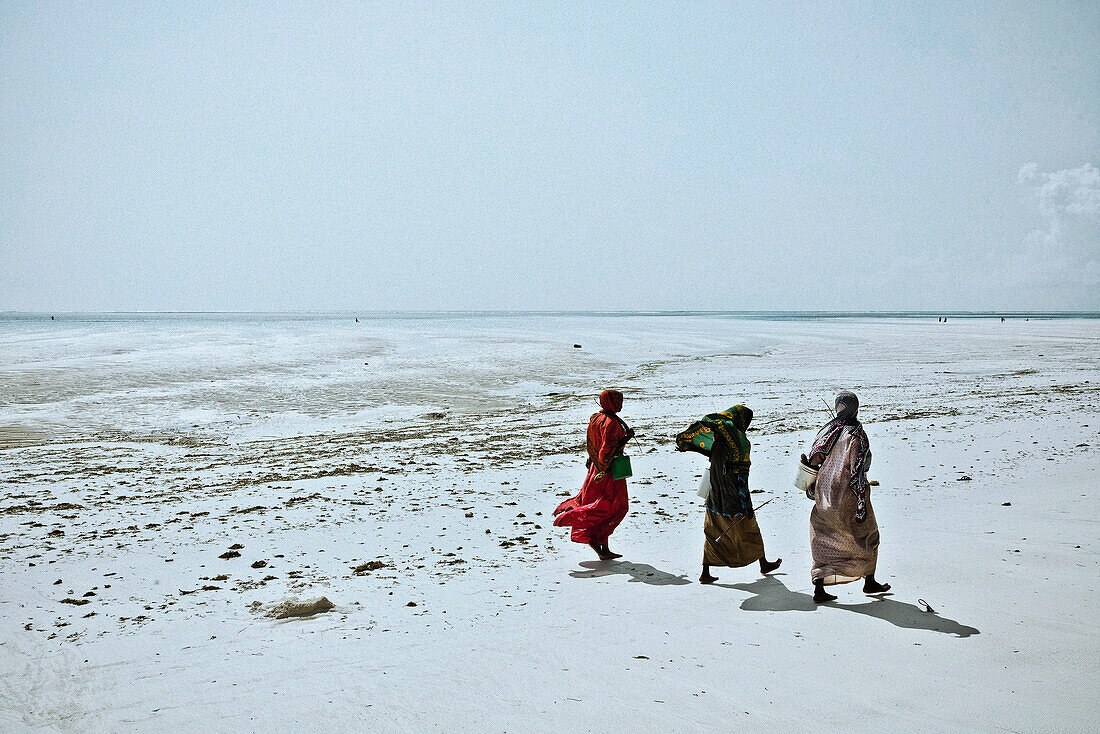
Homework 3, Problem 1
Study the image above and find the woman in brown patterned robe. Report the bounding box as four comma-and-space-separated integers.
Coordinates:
804, 391, 891, 603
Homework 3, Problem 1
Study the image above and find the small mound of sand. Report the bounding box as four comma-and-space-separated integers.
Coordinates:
267, 596, 335, 619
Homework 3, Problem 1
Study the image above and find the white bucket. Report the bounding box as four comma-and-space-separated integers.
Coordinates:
793, 461, 818, 491
697, 468, 711, 499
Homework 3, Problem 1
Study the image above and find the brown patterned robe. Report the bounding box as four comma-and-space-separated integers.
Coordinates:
810, 425, 879, 584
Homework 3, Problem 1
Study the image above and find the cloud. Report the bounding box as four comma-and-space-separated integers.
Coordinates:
870, 164, 1099, 310
1018, 162, 1100, 218
1011, 163, 1100, 294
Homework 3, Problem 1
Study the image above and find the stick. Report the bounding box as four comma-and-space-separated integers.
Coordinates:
821, 398, 835, 417
705, 497, 776, 547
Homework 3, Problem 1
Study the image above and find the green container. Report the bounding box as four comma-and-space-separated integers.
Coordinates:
610, 454, 633, 479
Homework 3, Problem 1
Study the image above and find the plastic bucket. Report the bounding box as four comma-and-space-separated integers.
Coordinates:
793, 461, 818, 491
697, 468, 711, 499
610, 455, 633, 479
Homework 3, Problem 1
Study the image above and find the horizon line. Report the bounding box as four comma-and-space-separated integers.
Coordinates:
2, 309, 1098, 317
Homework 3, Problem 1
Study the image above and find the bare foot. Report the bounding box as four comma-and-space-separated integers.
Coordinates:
699, 570, 718, 584
759, 557, 782, 575
601, 545, 623, 560
589, 542, 616, 561
864, 579, 892, 594
814, 585, 837, 603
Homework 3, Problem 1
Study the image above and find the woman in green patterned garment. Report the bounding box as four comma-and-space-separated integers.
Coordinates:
676, 405, 782, 584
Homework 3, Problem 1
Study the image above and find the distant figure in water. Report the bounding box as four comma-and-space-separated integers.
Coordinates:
676, 405, 781, 584
553, 389, 633, 560
802, 391, 890, 602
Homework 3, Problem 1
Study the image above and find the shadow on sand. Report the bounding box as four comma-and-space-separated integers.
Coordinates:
571, 560, 692, 586
720, 575, 980, 638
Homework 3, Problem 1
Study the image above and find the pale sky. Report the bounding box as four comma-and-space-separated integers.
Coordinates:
2, 2, 1097, 312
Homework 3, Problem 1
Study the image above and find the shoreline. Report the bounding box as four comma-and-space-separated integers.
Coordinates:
2, 309, 1099, 321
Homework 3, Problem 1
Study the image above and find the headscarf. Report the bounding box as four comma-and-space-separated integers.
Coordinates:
599, 389, 623, 413
598, 390, 633, 439
809, 391, 871, 521
834, 391, 858, 424
675, 405, 752, 470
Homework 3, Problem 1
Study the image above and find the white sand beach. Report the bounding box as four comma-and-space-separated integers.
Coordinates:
0, 313, 1096, 732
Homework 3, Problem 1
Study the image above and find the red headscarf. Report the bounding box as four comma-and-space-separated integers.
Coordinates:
599, 389, 623, 413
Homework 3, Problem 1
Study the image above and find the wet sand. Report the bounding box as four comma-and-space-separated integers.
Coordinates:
0, 314, 1096, 732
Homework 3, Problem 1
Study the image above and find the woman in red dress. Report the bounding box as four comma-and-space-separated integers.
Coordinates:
553, 389, 633, 560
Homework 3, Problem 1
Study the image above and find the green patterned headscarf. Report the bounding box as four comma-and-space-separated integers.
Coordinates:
675, 405, 753, 467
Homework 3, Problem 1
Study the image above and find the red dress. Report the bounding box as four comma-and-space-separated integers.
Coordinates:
553, 392, 630, 546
